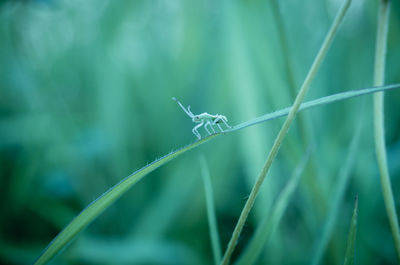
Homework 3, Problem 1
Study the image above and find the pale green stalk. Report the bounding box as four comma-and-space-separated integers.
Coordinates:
271, 0, 326, 217
220, 0, 352, 264
373, 0, 400, 261
200, 155, 222, 265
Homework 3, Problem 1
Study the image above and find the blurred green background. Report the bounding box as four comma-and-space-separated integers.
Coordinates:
1, 0, 400, 264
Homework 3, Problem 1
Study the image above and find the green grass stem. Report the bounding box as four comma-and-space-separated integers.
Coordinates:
200, 155, 222, 265
270, 0, 325, 219
33, 83, 400, 265
220, 0, 352, 263
373, 0, 400, 261
343, 196, 358, 265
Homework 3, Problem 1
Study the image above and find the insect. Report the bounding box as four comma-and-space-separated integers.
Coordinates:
172, 97, 231, 139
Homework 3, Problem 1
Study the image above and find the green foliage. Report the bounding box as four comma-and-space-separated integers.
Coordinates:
33, 85, 396, 265
1, 0, 400, 265
221, 1, 352, 262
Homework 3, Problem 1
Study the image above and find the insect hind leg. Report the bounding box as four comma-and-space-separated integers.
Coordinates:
213, 117, 226, 132
220, 118, 231, 128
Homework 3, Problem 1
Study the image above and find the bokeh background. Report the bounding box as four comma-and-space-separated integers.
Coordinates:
1, 0, 400, 264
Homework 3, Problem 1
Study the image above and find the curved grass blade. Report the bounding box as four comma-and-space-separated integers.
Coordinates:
235, 150, 310, 265
343, 196, 358, 265
200, 155, 222, 265
33, 135, 217, 265
33, 83, 400, 265
228, 84, 400, 133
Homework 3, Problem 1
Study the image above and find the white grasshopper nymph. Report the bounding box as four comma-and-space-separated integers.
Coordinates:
172, 97, 231, 139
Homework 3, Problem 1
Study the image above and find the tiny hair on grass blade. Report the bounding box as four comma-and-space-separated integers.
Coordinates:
33, 83, 400, 265
33, 135, 217, 265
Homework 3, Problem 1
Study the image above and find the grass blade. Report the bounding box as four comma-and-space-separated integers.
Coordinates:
33, 135, 216, 265
33, 83, 400, 265
220, 0, 352, 263
235, 150, 310, 265
310, 115, 362, 265
200, 155, 222, 265
343, 196, 358, 265
229, 84, 400, 133
373, 0, 400, 261
270, 0, 323, 222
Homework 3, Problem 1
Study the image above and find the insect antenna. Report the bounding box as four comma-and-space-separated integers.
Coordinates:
172, 97, 194, 118
187, 106, 195, 116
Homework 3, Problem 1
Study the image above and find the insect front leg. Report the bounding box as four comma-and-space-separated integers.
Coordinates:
192, 121, 204, 140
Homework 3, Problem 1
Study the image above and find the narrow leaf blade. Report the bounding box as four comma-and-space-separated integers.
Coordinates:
200, 155, 222, 265
33, 135, 216, 265
343, 196, 358, 265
